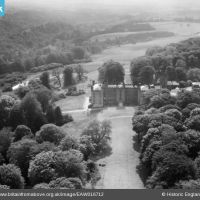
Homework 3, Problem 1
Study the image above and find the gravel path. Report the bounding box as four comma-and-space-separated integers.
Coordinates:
95, 107, 144, 189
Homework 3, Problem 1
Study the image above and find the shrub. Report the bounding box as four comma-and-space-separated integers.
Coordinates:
35, 124, 65, 145
13, 125, 33, 142
0, 164, 24, 189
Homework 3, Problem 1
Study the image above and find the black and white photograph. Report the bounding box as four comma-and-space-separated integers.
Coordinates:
1, 0, 200, 192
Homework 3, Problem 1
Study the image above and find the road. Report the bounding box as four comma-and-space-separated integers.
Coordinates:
95, 107, 144, 189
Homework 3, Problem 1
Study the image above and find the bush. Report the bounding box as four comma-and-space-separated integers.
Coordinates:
13, 125, 33, 142
35, 124, 65, 145
0, 164, 24, 189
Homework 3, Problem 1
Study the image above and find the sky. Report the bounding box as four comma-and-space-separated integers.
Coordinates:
6, 0, 199, 11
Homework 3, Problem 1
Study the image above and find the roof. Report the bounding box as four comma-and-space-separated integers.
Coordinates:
93, 84, 102, 91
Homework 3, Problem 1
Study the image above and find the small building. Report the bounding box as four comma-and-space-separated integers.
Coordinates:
91, 83, 142, 108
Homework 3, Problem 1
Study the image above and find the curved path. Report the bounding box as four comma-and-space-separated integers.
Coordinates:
95, 107, 144, 189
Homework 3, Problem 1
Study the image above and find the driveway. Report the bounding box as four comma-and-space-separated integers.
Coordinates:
95, 107, 144, 189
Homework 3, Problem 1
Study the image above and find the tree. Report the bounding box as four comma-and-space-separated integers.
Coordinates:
0, 95, 16, 129
98, 60, 124, 85
79, 135, 96, 160
166, 66, 176, 82
35, 124, 65, 145
187, 68, 200, 82
40, 71, 51, 89
59, 135, 80, 151
63, 66, 73, 87
9, 102, 26, 130
7, 139, 38, 180
75, 65, 84, 81
0, 164, 24, 189
130, 57, 152, 85
72, 47, 85, 60
54, 106, 64, 126
28, 150, 86, 185
34, 88, 52, 112
176, 90, 200, 109
175, 67, 187, 82
21, 93, 46, 132
52, 69, 62, 87
139, 66, 155, 87
13, 125, 33, 142
186, 115, 200, 131
175, 59, 187, 69
146, 152, 196, 188
46, 104, 56, 123
0, 128, 12, 159
82, 120, 111, 154
176, 179, 200, 189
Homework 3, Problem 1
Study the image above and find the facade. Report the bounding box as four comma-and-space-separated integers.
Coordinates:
91, 83, 141, 108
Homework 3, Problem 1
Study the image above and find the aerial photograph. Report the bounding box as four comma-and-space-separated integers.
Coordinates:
1, 0, 200, 191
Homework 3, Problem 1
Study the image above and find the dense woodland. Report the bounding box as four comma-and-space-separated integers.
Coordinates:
131, 38, 200, 189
